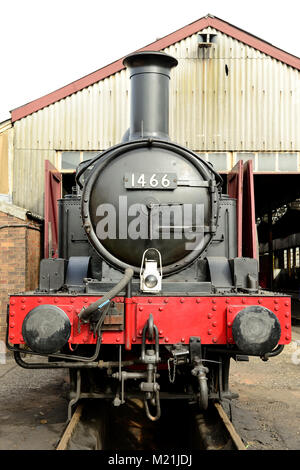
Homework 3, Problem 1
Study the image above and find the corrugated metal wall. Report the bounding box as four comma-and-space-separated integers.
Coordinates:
12, 26, 300, 214
0, 124, 9, 195
12, 149, 56, 215
0, 120, 13, 203
167, 28, 299, 152
14, 71, 129, 152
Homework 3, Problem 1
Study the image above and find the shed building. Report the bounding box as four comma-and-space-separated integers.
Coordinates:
8, 15, 300, 216
1, 14, 300, 341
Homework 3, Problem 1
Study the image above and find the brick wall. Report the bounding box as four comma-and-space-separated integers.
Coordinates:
0, 210, 41, 342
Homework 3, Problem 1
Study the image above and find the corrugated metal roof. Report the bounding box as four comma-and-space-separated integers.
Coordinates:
11, 22, 300, 215
166, 28, 300, 151
11, 15, 300, 122
13, 28, 300, 153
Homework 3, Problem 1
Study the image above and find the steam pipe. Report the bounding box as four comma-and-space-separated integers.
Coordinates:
78, 268, 134, 322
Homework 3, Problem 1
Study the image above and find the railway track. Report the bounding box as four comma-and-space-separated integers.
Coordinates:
56, 399, 245, 451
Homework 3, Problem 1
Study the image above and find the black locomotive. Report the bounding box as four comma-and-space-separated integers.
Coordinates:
7, 51, 290, 421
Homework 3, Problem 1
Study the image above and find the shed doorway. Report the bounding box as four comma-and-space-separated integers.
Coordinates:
255, 173, 300, 319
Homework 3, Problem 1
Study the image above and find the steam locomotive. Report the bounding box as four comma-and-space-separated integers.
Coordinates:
7, 51, 291, 421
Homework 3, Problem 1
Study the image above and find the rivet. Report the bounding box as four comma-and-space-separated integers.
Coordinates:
20, 336, 24, 342
37, 298, 42, 303
212, 337, 217, 343
165, 337, 169, 343
242, 298, 246, 304
139, 330, 143, 335
212, 299, 216, 304
116, 337, 120, 342
164, 299, 168, 304
228, 337, 233, 343
148, 299, 152, 304
196, 298, 201, 303
159, 307, 163, 311
84, 298, 88, 303
21, 305, 25, 310
159, 330, 163, 335
208, 329, 212, 335
70, 298, 74, 303
212, 322, 217, 327
285, 301, 289, 306
83, 336, 88, 343
181, 338, 185, 342
212, 306, 217, 311
274, 300, 279, 304
10, 299, 15, 306
258, 299, 262, 304
21, 298, 25, 303
75, 309, 80, 314
180, 298, 184, 303
132, 337, 136, 343
285, 312, 289, 318
139, 307, 143, 311
227, 321, 232, 327
10, 322, 15, 328
275, 306, 279, 311
54, 298, 58, 303
9, 334, 15, 340
285, 335, 290, 341
207, 313, 213, 319
229, 307, 233, 313
225, 299, 230, 304
10, 311, 15, 317
285, 324, 290, 329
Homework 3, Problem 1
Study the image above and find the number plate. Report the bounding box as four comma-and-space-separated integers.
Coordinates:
124, 172, 177, 189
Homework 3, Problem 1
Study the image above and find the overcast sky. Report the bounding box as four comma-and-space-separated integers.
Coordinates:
0, 0, 299, 123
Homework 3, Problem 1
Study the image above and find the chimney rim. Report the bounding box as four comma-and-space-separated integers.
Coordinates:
123, 50, 178, 69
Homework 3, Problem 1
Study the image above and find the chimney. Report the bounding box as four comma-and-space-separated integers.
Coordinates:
122, 51, 178, 141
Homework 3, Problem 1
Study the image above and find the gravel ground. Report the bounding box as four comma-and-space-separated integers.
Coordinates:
0, 328, 300, 450
0, 356, 68, 450
229, 325, 300, 450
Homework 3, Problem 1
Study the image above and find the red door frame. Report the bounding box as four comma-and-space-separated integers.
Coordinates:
227, 160, 243, 257
44, 160, 62, 258
227, 159, 257, 259
243, 159, 257, 259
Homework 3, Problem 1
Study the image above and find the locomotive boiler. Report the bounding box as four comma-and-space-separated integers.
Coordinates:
7, 51, 291, 421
